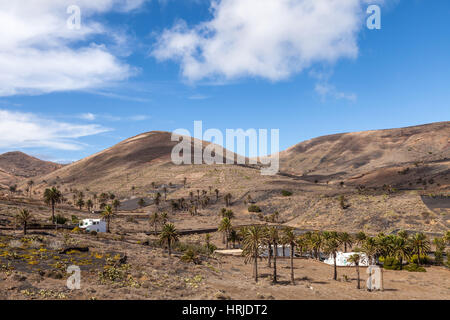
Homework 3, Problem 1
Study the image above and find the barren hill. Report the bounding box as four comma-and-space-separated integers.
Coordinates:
7, 123, 450, 234
280, 121, 450, 188
0, 152, 62, 188
31, 131, 238, 194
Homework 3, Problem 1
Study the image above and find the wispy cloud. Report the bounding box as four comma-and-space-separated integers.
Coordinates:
87, 90, 151, 103
314, 82, 357, 102
128, 115, 151, 121
76, 113, 150, 122
309, 69, 357, 102
79, 113, 97, 121
0, 109, 111, 150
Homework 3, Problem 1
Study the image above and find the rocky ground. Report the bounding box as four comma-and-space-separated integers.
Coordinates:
0, 224, 449, 300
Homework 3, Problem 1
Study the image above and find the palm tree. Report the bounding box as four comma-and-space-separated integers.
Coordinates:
159, 223, 179, 256
242, 226, 265, 282
398, 230, 409, 240
391, 236, 411, 270
27, 180, 34, 198
296, 235, 307, 258
149, 212, 159, 234
9, 185, 17, 195
154, 193, 161, 207
362, 237, 378, 265
76, 198, 85, 210
229, 229, 239, 249
222, 209, 234, 220
283, 227, 297, 284
86, 199, 94, 212
310, 231, 323, 260
444, 231, 450, 245
224, 193, 232, 207
16, 209, 32, 235
138, 198, 146, 209
101, 205, 115, 233
99, 192, 109, 205
324, 236, 340, 280
267, 226, 279, 283
339, 232, 353, 252
218, 217, 232, 249
112, 199, 121, 211
355, 231, 367, 247
43, 187, 62, 224
376, 234, 392, 261
410, 233, 430, 266
205, 233, 212, 254
215, 189, 219, 201
347, 253, 361, 289
160, 212, 169, 224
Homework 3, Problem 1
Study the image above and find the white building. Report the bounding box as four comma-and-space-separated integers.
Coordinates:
324, 252, 369, 267
79, 219, 106, 233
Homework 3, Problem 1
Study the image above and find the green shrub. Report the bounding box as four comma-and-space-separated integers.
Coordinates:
181, 248, 200, 264
447, 251, 450, 268
55, 214, 68, 225
410, 254, 431, 265
281, 190, 292, 197
382, 257, 402, 270
405, 263, 426, 272
173, 242, 210, 256
205, 243, 217, 254
248, 205, 261, 213
434, 251, 444, 265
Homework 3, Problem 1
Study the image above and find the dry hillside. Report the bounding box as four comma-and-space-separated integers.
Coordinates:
279, 122, 450, 188
0, 152, 62, 188
5, 122, 449, 234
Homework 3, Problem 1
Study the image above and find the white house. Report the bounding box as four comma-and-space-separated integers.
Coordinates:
324, 252, 369, 267
79, 219, 106, 233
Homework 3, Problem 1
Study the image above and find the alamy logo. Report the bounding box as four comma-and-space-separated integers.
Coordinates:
367, 5, 381, 30
67, 5, 81, 30
66, 265, 81, 290
171, 121, 279, 175
366, 265, 382, 291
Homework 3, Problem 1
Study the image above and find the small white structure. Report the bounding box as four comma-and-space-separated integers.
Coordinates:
79, 219, 106, 233
263, 245, 293, 257
324, 252, 369, 267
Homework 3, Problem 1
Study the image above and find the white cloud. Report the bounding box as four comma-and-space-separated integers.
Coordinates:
315, 82, 357, 102
80, 113, 97, 121
77, 112, 150, 121
153, 0, 370, 82
128, 115, 151, 121
310, 68, 356, 102
0, 1, 146, 96
0, 109, 110, 150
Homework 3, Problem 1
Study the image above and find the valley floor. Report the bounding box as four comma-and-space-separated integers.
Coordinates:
0, 228, 449, 300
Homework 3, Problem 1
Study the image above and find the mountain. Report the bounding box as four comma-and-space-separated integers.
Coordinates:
0, 152, 62, 188
10, 123, 449, 233
279, 121, 450, 188
31, 131, 237, 195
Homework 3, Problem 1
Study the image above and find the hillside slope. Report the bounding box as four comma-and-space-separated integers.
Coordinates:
280, 121, 450, 187
0, 152, 62, 188
31, 131, 240, 195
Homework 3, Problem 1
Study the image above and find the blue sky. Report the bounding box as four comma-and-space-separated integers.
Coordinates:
0, 0, 449, 163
